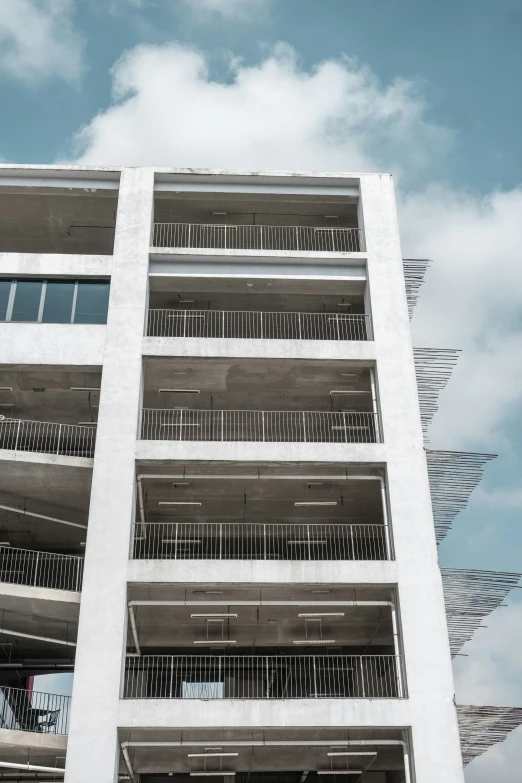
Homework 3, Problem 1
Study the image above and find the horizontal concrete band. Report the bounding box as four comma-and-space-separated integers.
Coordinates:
127, 559, 398, 585
118, 698, 411, 729
0, 324, 106, 368
143, 337, 376, 362
0, 253, 112, 277
136, 442, 387, 463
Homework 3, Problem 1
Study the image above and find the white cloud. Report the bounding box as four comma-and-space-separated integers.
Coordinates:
70, 42, 452, 176
475, 486, 522, 509
0, 0, 84, 84
180, 0, 272, 20
402, 186, 522, 449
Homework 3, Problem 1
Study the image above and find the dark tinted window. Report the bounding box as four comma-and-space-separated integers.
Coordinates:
11, 280, 43, 322
74, 281, 110, 324
0, 281, 11, 321
42, 281, 75, 323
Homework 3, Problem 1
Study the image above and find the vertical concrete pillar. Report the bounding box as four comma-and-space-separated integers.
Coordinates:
361, 174, 465, 782
65, 168, 154, 783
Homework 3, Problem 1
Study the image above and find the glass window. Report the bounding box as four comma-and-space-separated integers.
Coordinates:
10, 280, 43, 322
0, 281, 11, 321
42, 281, 75, 324
74, 281, 110, 325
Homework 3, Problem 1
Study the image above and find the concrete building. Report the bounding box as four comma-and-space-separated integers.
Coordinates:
0, 165, 476, 782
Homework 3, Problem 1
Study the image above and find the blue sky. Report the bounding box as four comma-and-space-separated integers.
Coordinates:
2, 1, 522, 780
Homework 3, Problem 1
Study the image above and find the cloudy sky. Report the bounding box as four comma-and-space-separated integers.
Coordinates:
2, 0, 522, 779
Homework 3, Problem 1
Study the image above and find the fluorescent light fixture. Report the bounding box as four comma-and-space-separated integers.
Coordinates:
0, 387, 12, 391
190, 773, 235, 777
317, 771, 362, 775
326, 752, 377, 757
159, 501, 202, 506
191, 613, 238, 619
193, 640, 236, 645
70, 387, 100, 392
330, 390, 368, 395
340, 373, 357, 377
0, 542, 11, 546
295, 501, 337, 507
188, 754, 239, 759
292, 639, 336, 645
159, 389, 200, 394
298, 613, 345, 618
78, 421, 97, 426
172, 481, 190, 485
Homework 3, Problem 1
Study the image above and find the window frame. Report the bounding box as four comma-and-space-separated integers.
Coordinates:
0, 278, 110, 324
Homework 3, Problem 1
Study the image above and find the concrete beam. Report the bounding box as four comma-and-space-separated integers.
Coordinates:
143, 337, 375, 363
0, 324, 106, 368
127, 560, 398, 586
0, 253, 112, 277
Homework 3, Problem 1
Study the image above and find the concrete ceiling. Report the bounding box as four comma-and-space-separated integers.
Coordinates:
0, 191, 117, 255
0, 584, 78, 660
121, 727, 404, 779
129, 602, 393, 651
0, 458, 91, 550
0, 368, 102, 425
0, 731, 66, 777
149, 287, 364, 314
154, 194, 359, 229
143, 358, 372, 413
149, 276, 365, 299
139, 472, 383, 525
127, 583, 394, 651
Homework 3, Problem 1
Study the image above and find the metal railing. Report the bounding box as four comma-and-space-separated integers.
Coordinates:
133, 522, 389, 561
140, 409, 379, 444
124, 655, 402, 699
0, 418, 96, 457
0, 686, 70, 735
152, 223, 365, 253
0, 546, 84, 592
147, 309, 372, 341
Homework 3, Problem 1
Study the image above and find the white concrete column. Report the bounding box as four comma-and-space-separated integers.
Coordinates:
65, 168, 154, 783
360, 174, 465, 782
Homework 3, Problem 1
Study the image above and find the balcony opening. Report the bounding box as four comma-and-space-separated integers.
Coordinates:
0, 367, 101, 458
153, 193, 364, 252
124, 583, 404, 700
147, 276, 371, 341
120, 727, 409, 783
133, 463, 390, 562
141, 357, 379, 444
0, 186, 118, 255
